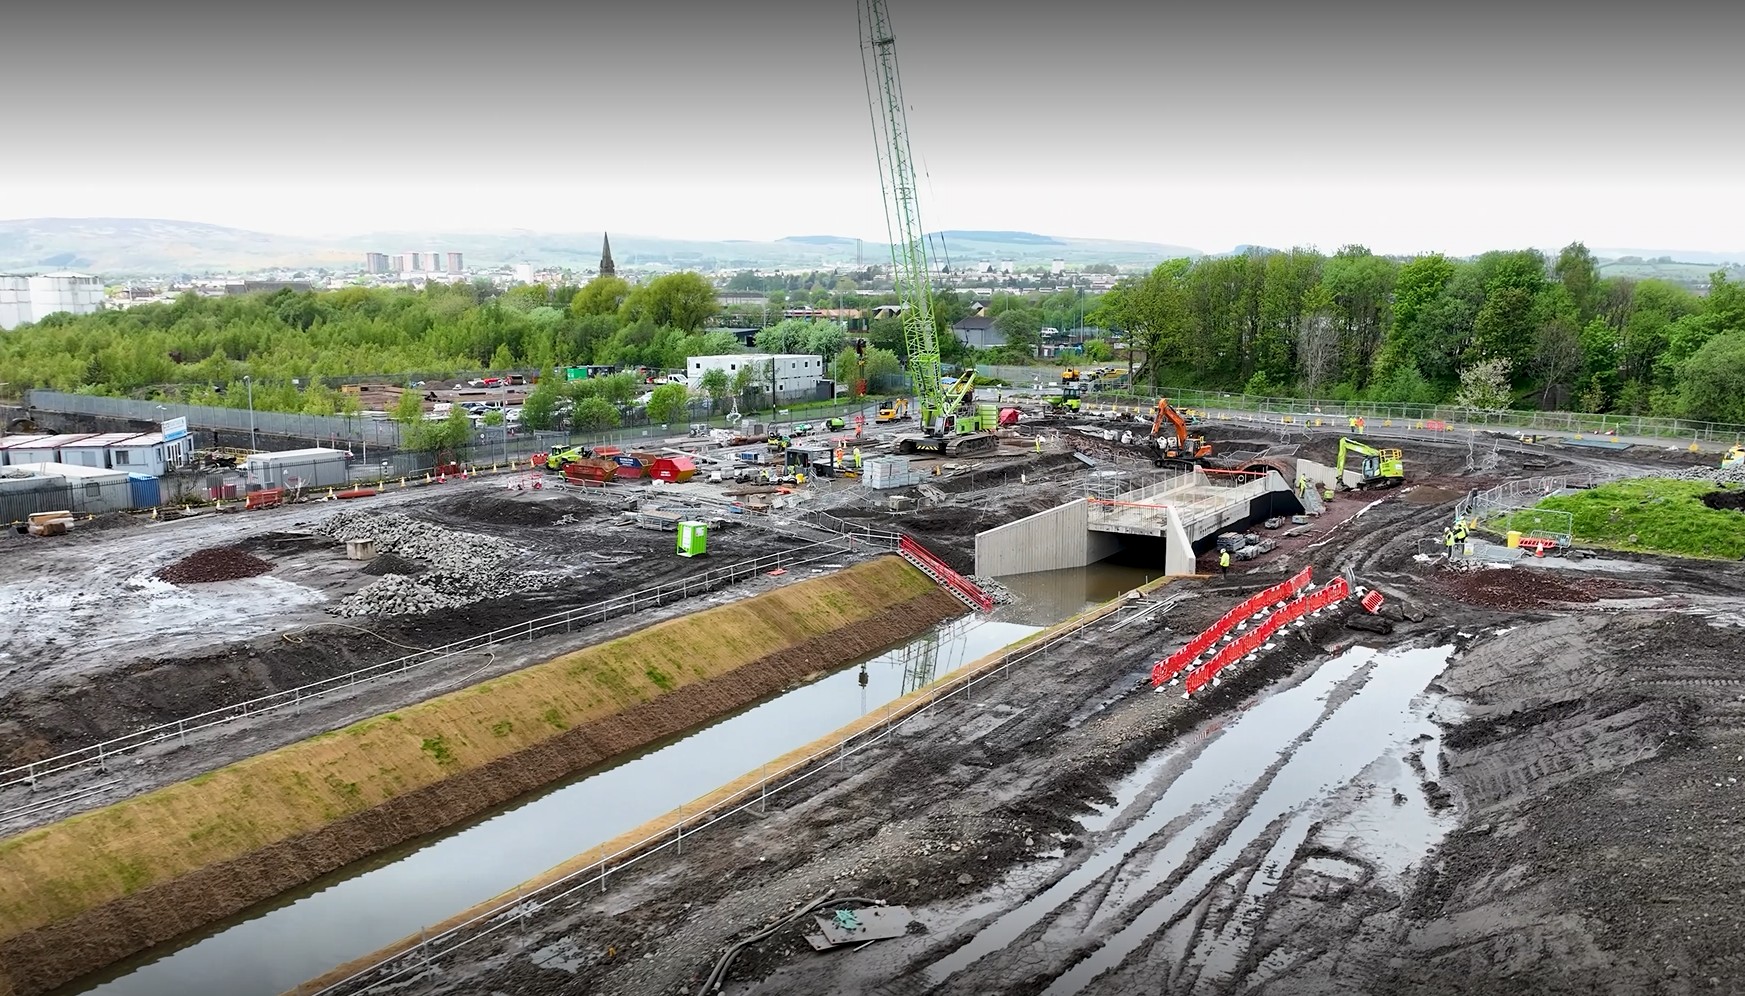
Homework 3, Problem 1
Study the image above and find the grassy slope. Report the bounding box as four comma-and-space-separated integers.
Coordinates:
0, 556, 936, 940
1529, 479, 1745, 559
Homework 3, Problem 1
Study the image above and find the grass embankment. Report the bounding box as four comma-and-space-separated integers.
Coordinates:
0, 556, 938, 953
297, 574, 1179, 996
1519, 478, 1745, 559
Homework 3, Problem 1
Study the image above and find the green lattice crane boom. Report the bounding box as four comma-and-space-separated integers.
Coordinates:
857, 0, 973, 436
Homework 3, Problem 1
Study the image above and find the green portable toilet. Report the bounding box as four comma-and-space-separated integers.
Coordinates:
677, 520, 709, 558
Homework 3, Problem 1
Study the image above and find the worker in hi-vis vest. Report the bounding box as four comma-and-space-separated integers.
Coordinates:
1219, 548, 1231, 576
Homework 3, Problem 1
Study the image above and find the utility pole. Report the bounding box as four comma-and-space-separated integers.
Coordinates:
243, 375, 257, 450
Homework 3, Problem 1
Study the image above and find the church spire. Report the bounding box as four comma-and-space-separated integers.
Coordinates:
600, 233, 616, 277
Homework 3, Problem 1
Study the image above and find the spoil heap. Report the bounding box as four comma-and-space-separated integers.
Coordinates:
1434, 566, 1657, 610
155, 547, 275, 585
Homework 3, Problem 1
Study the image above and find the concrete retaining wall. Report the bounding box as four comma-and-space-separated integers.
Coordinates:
974, 498, 1121, 577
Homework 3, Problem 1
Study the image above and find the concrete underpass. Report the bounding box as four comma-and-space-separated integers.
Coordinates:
972, 467, 1303, 577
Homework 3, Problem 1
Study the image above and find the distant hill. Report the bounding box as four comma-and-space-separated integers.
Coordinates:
0, 218, 354, 276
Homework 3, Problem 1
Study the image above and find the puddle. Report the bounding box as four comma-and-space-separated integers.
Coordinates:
926, 643, 1458, 994
61, 616, 1051, 996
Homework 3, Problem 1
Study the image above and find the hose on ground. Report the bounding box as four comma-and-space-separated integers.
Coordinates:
695, 893, 882, 995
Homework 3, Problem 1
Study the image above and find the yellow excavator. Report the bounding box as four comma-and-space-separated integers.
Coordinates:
876, 397, 910, 423
1149, 398, 1212, 468
1335, 437, 1405, 489
1723, 444, 1744, 470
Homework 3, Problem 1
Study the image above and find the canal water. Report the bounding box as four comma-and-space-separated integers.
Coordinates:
63, 563, 1141, 996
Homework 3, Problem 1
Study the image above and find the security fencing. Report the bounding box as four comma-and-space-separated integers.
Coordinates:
23, 390, 405, 446
310, 579, 1155, 996
0, 476, 138, 526
0, 538, 876, 793
1076, 385, 1745, 446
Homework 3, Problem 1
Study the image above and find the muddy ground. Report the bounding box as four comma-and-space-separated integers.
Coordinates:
0, 479, 840, 830
332, 432, 1745, 996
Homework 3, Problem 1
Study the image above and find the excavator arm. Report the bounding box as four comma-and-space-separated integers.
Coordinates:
1150, 398, 1211, 464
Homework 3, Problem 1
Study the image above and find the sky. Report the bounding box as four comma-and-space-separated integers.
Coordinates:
4, 0, 1744, 256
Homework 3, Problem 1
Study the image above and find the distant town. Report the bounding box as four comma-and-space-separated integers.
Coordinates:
0, 236, 1124, 331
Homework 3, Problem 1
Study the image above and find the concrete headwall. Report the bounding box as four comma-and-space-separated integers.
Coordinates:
1298, 458, 1362, 491
975, 498, 1121, 577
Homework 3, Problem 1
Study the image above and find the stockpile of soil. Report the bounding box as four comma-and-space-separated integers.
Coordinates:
1701, 487, 1745, 511
360, 553, 426, 577
155, 548, 275, 585
1434, 567, 1657, 609
427, 492, 588, 528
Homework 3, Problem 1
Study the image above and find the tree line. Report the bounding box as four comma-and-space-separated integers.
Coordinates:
2, 241, 1741, 425
1090, 243, 1745, 423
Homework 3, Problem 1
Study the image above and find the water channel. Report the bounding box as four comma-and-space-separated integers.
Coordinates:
63, 562, 1146, 996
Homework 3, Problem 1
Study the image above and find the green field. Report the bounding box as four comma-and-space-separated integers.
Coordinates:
1526, 478, 1745, 559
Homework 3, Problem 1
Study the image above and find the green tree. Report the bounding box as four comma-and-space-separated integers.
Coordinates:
572, 396, 621, 431
992, 308, 1044, 358
700, 367, 730, 407
646, 382, 690, 424
392, 388, 425, 425
488, 343, 515, 371
482, 409, 505, 427
519, 367, 561, 431
622, 272, 717, 331
569, 276, 630, 318
1082, 338, 1114, 362
1452, 358, 1514, 411
1677, 331, 1745, 423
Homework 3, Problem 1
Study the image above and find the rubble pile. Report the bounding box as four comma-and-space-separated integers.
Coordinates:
318, 509, 557, 618
968, 575, 1016, 605
1214, 530, 1278, 562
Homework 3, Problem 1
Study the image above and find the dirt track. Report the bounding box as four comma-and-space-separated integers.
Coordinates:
327, 446, 1745, 996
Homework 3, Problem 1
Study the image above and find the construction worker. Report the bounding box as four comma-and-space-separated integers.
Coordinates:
1443, 527, 1456, 561
1452, 520, 1470, 549
853, 446, 862, 469
1323, 484, 1334, 502
1219, 548, 1231, 576
1296, 474, 1307, 498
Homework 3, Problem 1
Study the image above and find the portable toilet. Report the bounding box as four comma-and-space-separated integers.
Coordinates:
677, 521, 709, 558
126, 473, 160, 510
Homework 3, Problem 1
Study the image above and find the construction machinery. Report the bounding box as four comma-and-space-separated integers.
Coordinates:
1723, 444, 1744, 470
858, 0, 997, 458
876, 397, 910, 423
1148, 398, 1212, 469
544, 445, 591, 472
1049, 370, 1084, 411
1334, 436, 1406, 489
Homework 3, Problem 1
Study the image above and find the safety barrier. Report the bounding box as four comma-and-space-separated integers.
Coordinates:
1183, 577, 1351, 694
1149, 566, 1313, 687
897, 536, 994, 612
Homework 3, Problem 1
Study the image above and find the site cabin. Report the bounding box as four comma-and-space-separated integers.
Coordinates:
57, 431, 195, 477
243, 447, 351, 491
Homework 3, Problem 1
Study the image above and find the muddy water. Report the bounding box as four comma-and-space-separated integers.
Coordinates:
63, 595, 1090, 996
994, 563, 1162, 626
928, 642, 1459, 994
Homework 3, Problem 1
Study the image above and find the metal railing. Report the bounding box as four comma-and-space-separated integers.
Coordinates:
309, 583, 1150, 996
0, 540, 873, 792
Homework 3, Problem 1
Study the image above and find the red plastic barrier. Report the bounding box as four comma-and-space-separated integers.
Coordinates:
899, 536, 994, 612
1151, 566, 1317, 687
1182, 578, 1352, 694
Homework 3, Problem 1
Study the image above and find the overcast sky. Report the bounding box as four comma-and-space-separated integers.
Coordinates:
4, 0, 1743, 255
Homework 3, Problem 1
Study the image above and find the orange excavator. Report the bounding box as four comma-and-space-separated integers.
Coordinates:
1149, 398, 1212, 469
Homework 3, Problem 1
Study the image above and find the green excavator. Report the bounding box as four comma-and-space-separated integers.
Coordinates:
1334, 437, 1405, 489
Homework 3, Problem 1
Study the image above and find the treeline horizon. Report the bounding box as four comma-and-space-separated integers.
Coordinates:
1, 241, 1741, 425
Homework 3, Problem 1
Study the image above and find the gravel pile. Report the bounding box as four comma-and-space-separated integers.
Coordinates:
156, 547, 275, 585
1667, 463, 1745, 485
318, 509, 557, 618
